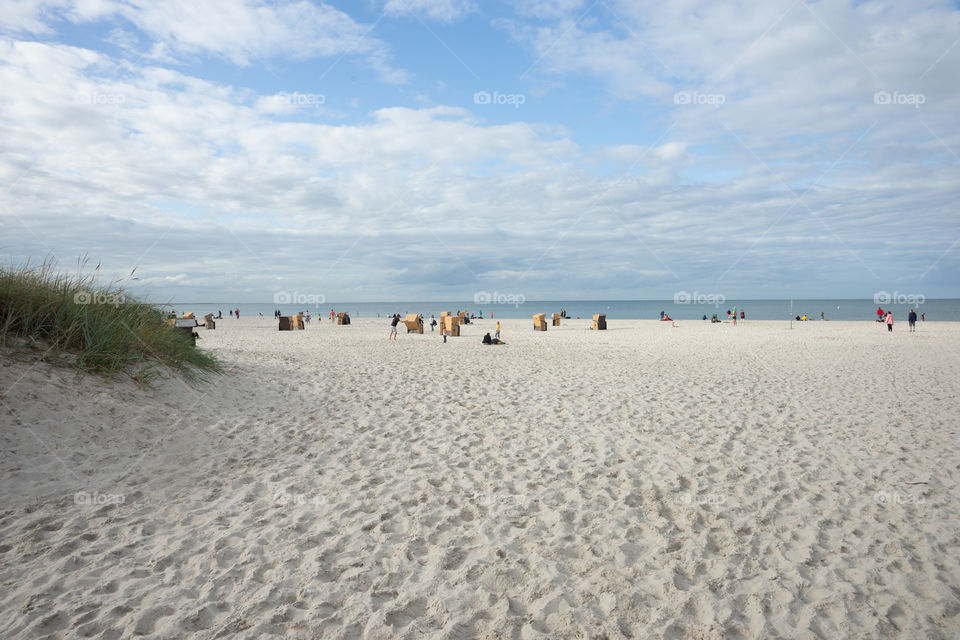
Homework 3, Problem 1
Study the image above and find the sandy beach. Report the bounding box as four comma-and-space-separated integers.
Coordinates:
1, 317, 958, 639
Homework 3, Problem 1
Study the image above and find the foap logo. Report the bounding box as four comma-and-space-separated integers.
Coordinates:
471, 492, 528, 516
473, 90, 526, 108
274, 91, 325, 109
673, 493, 727, 507
674, 91, 725, 108
473, 291, 525, 308
273, 291, 325, 306
674, 291, 725, 307
74, 291, 125, 307
874, 491, 925, 506
873, 91, 925, 108
75, 491, 125, 506
874, 291, 925, 305
75, 92, 126, 106
269, 481, 326, 507
273, 491, 325, 507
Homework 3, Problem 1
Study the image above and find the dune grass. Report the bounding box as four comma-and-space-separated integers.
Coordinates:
0, 258, 221, 382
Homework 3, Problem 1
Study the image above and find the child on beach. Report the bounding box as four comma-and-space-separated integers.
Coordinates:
885, 312, 894, 332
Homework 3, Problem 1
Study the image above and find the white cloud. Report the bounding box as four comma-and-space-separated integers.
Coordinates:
1, 0, 408, 82
1, 0, 959, 301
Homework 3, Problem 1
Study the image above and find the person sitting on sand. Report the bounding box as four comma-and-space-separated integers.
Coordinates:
482, 332, 492, 344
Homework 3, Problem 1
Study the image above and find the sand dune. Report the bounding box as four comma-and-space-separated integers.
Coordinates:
1, 317, 958, 638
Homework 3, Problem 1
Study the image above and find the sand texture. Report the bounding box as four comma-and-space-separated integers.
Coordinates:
1, 318, 958, 639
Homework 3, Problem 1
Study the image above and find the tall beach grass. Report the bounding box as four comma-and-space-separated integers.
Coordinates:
0, 258, 221, 382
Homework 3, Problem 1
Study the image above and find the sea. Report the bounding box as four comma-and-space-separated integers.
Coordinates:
159, 299, 960, 322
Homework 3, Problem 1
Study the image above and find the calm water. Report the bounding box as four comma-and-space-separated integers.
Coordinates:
161, 299, 960, 322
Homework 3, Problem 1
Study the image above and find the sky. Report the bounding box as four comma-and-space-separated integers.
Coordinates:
0, 0, 958, 303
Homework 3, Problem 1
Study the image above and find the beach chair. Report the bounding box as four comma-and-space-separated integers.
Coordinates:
458, 311, 470, 325
552, 313, 561, 327
175, 314, 200, 343
336, 312, 347, 325
592, 314, 607, 330
443, 315, 461, 337
279, 315, 304, 331
403, 314, 424, 334
533, 313, 547, 331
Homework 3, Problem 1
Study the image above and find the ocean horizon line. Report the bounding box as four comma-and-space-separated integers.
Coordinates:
155, 297, 960, 305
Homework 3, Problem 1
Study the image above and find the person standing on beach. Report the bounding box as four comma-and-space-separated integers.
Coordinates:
235, 308, 240, 319
430, 314, 437, 331
921, 312, 925, 322
740, 310, 745, 321
885, 311, 894, 332
495, 321, 500, 340
908, 309, 917, 332
389, 314, 400, 340
440, 322, 447, 343
732, 306, 737, 326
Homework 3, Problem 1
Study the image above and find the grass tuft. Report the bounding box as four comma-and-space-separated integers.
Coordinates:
0, 257, 221, 382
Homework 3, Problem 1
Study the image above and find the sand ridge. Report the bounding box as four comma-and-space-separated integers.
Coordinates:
1, 317, 958, 638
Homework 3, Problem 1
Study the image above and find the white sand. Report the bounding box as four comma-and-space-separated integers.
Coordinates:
1, 317, 958, 639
